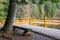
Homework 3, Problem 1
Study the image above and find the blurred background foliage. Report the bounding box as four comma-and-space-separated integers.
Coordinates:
0, 0, 60, 22
0, 0, 9, 23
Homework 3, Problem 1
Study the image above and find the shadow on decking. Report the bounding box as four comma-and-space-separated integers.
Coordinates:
10, 30, 55, 40
12, 33, 55, 40
0, 26, 57, 40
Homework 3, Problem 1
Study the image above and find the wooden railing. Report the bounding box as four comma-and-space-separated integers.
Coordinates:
16, 18, 60, 27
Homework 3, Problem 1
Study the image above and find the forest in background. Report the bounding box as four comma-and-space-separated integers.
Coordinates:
0, 0, 60, 24
16, 0, 60, 19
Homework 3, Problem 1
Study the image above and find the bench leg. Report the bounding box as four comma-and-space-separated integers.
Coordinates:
23, 30, 28, 35
23, 30, 31, 36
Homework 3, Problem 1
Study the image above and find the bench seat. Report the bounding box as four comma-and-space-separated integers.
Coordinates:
13, 26, 32, 35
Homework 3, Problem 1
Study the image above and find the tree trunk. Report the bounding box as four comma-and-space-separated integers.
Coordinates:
2, 0, 16, 33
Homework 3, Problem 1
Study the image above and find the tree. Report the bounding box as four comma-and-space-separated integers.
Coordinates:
45, 1, 52, 18
30, 0, 47, 19
50, 0, 60, 18
45, 1, 57, 18
51, 3, 57, 18
39, 0, 47, 19
2, 0, 16, 33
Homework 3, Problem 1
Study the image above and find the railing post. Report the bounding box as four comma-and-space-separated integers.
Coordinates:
44, 16, 47, 28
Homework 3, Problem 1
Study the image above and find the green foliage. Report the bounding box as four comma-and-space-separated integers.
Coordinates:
30, 0, 57, 19
45, 1, 57, 18
30, 0, 39, 4
0, 0, 8, 23
0, 4, 5, 10
51, 3, 57, 18
17, 0, 29, 5
31, 4, 40, 19
56, 2, 60, 9
39, 4, 45, 19
0, 0, 58, 24
0, 11, 7, 20
50, 0, 60, 3
16, 0, 21, 5
0, 0, 7, 2
39, 0, 47, 4
45, 1, 52, 18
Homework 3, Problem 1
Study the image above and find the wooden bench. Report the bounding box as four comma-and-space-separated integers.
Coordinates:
0, 26, 32, 35
13, 26, 32, 35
